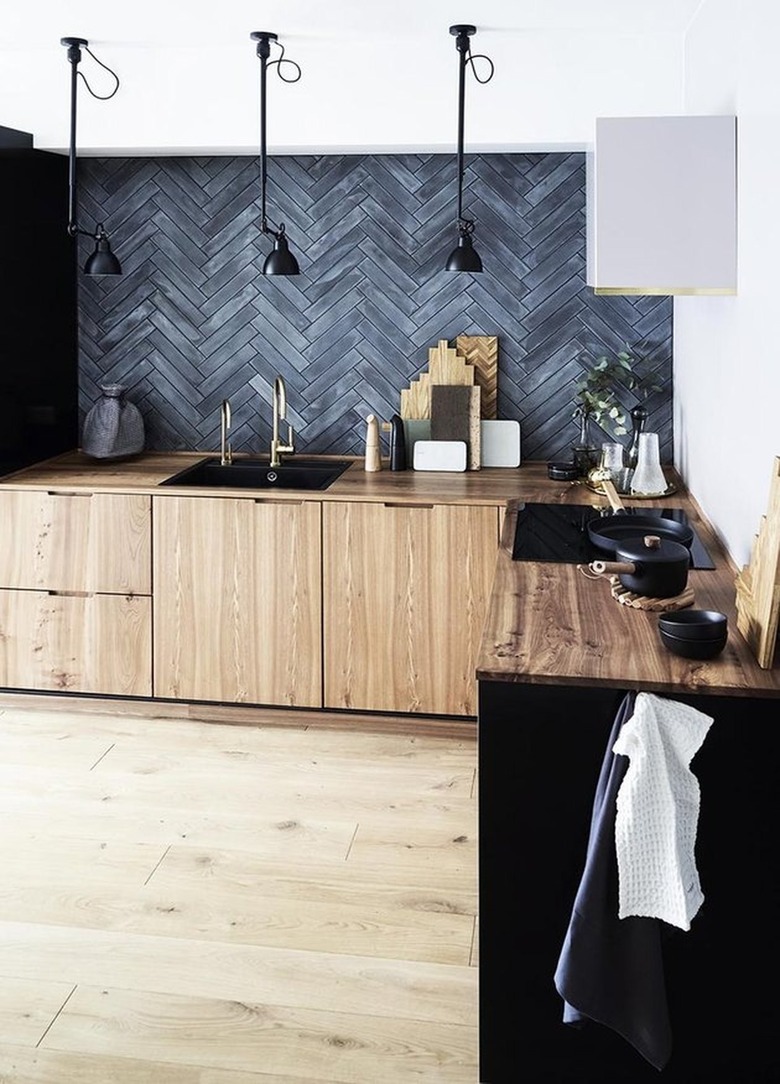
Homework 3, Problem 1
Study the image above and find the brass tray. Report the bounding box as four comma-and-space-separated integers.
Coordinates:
584, 480, 678, 501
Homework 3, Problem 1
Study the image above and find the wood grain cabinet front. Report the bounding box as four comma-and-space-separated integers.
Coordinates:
0, 490, 151, 594
0, 590, 151, 696
153, 496, 322, 707
0, 490, 152, 695
323, 501, 500, 716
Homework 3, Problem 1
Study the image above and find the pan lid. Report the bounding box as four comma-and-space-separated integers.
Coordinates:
615, 534, 690, 564
588, 511, 694, 551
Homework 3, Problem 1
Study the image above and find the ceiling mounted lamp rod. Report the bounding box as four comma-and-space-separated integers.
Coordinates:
60, 36, 121, 275
445, 24, 494, 273
250, 31, 302, 276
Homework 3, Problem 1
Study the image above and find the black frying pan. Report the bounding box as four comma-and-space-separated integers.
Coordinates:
587, 477, 694, 556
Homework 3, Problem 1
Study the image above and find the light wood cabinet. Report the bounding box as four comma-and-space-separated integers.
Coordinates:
0, 491, 152, 695
0, 491, 151, 593
0, 482, 502, 715
153, 496, 322, 707
0, 590, 151, 695
323, 501, 499, 716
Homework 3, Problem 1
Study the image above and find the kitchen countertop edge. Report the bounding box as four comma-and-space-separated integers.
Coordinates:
5, 450, 777, 697
476, 499, 780, 698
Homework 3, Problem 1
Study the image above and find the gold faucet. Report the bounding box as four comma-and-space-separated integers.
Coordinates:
220, 398, 233, 465
270, 375, 294, 467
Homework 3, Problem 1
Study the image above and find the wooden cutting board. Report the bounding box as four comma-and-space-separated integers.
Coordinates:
456, 335, 498, 419
399, 338, 494, 436
428, 339, 476, 386
735, 456, 780, 668
429, 384, 481, 470
400, 340, 476, 420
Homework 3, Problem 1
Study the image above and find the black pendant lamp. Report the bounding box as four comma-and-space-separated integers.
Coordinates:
60, 37, 122, 276
445, 25, 494, 273
250, 31, 302, 276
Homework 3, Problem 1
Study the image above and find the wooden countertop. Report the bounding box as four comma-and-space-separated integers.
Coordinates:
5, 451, 777, 698
477, 482, 780, 699
0, 450, 529, 506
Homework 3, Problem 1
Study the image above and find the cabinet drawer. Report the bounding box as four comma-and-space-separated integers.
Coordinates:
0, 588, 152, 696
0, 491, 151, 594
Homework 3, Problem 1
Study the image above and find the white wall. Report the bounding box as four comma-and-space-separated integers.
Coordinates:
0, 4, 687, 154
675, 0, 780, 566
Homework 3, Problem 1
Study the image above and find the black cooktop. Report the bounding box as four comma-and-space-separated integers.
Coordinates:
511, 502, 716, 570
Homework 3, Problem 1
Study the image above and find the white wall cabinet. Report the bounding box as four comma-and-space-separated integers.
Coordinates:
586, 115, 737, 296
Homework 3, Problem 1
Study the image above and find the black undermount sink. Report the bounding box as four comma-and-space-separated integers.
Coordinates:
159, 457, 351, 491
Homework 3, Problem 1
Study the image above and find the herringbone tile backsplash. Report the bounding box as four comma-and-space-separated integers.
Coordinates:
77, 153, 673, 462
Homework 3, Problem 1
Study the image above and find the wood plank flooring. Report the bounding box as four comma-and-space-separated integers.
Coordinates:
0, 705, 478, 1083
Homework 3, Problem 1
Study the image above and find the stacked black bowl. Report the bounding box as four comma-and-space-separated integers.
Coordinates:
657, 610, 728, 660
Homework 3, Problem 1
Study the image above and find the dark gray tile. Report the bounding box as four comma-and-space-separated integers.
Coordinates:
78, 153, 673, 460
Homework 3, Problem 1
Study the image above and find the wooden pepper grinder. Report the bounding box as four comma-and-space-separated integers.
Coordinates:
365, 414, 382, 472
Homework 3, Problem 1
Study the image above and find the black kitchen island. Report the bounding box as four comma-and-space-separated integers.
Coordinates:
478, 680, 779, 1082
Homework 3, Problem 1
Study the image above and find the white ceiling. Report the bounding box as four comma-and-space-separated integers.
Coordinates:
0, 1, 706, 154
0, 1, 705, 44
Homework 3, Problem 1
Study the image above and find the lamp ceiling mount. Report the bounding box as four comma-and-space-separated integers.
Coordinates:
251, 31, 278, 56
60, 36, 88, 51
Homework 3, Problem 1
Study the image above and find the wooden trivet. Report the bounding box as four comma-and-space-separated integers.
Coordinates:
608, 576, 695, 611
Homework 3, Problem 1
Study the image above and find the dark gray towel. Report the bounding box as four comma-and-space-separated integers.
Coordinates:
554, 691, 673, 1071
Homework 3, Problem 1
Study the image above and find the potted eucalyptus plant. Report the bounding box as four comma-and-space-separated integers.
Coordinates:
571, 348, 638, 474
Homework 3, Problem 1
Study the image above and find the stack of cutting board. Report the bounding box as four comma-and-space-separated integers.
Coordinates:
735, 456, 780, 668
399, 336, 519, 470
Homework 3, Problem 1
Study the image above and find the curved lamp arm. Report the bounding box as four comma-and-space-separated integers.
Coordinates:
60, 36, 122, 276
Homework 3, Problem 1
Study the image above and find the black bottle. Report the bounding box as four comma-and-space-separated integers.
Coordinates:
389, 414, 407, 471
626, 406, 648, 470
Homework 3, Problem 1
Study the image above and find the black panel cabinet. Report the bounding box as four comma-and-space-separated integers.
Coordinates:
0, 125, 78, 477
478, 680, 779, 1082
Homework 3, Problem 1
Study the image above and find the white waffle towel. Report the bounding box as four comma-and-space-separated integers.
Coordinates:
612, 692, 713, 931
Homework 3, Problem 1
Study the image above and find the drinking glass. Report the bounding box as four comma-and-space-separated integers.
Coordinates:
600, 442, 624, 476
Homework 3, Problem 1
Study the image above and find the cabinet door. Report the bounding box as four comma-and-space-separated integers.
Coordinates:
0, 589, 152, 696
323, 502, 499, 716
587, 115, 737, 295
0, 491, 151, 594
153, 497, 322, 707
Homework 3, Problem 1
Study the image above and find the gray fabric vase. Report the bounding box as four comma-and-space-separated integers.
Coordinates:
82, 384, 145, 459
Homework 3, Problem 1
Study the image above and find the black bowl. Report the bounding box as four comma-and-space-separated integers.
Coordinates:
658, 609, 728, 641
659, 627, 727, 660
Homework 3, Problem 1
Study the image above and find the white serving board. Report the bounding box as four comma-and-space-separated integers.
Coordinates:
480, 420, 521, 467
413, 440, 467, 472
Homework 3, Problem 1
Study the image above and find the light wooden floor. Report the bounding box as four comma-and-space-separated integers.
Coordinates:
0, 703, 478, 1083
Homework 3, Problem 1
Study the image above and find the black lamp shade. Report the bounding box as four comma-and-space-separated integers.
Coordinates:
445, 232, 483, 273
84, 231, 122, 276
262, 232, 300, 276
